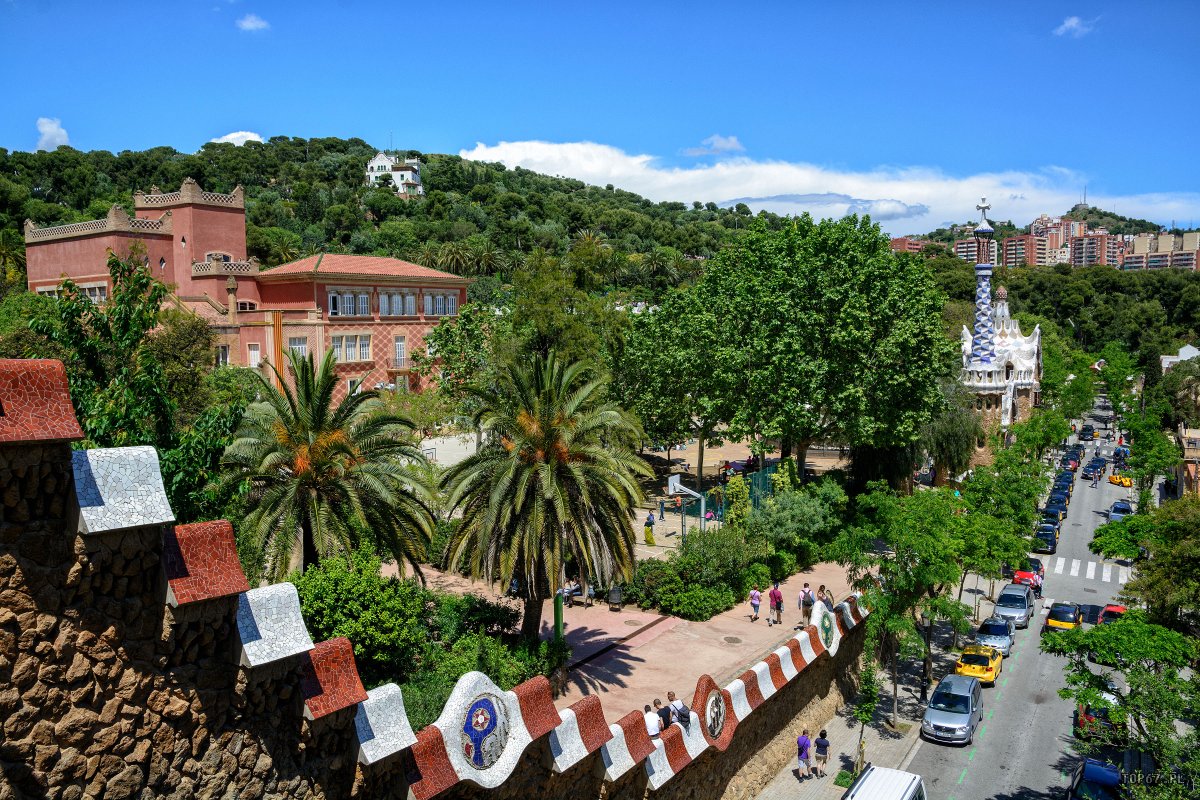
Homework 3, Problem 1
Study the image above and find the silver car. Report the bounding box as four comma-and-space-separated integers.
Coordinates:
992, 583, 1036, 629
921, 674, 984, 745
974, 616, 1015, 656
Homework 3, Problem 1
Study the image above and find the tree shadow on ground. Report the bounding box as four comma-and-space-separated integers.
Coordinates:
559, 626, 648, 697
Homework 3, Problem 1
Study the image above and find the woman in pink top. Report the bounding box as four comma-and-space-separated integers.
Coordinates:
748, 586, 761, 621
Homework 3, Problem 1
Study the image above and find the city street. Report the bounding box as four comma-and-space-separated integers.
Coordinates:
906, 420, 1135, 800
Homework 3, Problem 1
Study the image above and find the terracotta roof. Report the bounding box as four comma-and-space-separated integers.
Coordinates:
257, 254, 463, 282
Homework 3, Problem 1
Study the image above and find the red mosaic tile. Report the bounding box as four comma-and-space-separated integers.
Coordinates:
690, 674, 737, 751
0, 360, 83, 444
409, 725, 460, 800
513, 675, 561, 740
163, 520, 250, 607
300, 638, 368, 720
615, 709, 656, 766
782, 638, 806, 673
660, 724, 692, 773
569, 695, 611, 755
738, 667, 766, 710
765, 653, 787, 689
803, 624, 828, 659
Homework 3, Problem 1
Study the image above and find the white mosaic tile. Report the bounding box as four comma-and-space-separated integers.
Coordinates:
723, 678, 752, 722
71, 446, 174, 534
599, 722, 637, 781
547, 707, 586, 773
429, 671, 533, 790
355, 683, 417, 765
236, 583, 315, 667
644, 739, 674, 790
811, 600, 842, 657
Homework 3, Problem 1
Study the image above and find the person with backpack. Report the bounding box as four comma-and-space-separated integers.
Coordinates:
768, 582, 784, 627
644, 511, 656, 546
797, 582, 815, 629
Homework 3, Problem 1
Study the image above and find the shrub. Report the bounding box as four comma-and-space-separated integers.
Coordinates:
661, 585, 737, 621
293, 549, 430, 687
765, 550, 799, 582
432, 592, 519, 643
627, 558, 684, 609
428, 518, 459, 568
739, 562, 773, 597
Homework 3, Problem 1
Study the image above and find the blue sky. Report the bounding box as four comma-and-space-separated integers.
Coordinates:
3, 1, 1198, 233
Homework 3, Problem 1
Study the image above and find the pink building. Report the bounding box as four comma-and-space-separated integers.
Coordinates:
24, 179, 468, 398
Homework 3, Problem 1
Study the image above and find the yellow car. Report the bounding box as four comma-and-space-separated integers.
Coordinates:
1044, 602, 1083, 633
1108, 473, 1133, 488
954, 645, 1002, 685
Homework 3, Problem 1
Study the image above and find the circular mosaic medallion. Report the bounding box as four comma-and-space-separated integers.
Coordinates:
705, 689, 726, 739
460, 693, 509, 769
819, 608, 834, 649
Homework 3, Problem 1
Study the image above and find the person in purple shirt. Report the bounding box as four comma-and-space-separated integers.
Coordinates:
796, 728, 812, 778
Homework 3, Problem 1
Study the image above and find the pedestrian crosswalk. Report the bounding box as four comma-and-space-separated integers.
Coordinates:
1047, 557, 1128, 584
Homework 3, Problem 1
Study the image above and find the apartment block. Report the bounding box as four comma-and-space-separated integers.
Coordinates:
953, 237, 999, 264
1001, 235, 1048, 267
889, 237, 928, 254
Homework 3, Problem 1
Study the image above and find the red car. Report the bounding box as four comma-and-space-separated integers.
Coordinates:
1098, 604, 1125, 625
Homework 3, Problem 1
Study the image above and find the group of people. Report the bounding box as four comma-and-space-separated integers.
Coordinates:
748, 581, 834, 627
796, 728, 831, 779
642, 691, 690, 737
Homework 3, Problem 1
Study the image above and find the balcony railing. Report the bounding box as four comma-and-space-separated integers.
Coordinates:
386, 357, 410, 370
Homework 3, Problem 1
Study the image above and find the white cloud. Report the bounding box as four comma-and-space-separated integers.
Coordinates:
210, 130, 264, 146
683, 134, 746, 157
459, 139, 1200, 235
1053, 16, 1094, 37
236, 13, 269, 31
35, 117, 69, 151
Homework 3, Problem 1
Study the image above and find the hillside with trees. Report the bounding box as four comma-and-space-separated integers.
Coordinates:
1064, 204, 1162, 235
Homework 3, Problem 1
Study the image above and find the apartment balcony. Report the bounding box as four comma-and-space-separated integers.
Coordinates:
386, 357, 411, 372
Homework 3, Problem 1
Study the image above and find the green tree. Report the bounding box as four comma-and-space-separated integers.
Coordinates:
218, 348, 435, 581
30, 250, 175, 447
920, 382, 982, 484
145, 309, 217, 428
441, 353, 650, 639
1115, 494, 1200, 631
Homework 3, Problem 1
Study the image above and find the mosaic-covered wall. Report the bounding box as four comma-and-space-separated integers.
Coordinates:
0, 359, 868, 800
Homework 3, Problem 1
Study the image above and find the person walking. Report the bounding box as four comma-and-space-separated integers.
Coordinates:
796, 728, 813, 779
644, 511, 656, 546
813, 729, 831, 777
817, 584, 834, 611
748, 586, 762, 622
797, 582, 815, 629
768, 582, 784, 627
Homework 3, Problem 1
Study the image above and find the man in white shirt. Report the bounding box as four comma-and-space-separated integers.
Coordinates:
643, 704, 662, 737
667, 691, 687, 724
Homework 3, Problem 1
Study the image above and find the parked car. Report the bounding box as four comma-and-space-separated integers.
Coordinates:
1039, 516, 1062, 535
1033, 532, 1058, 554
954, 645, 1002, 686
1064, 758, 1121, 799
1081, 425, 1095, 439
974, 617, 1015, 656
993, 583, 1036, 629
1081, 461, 1103, 480
1108, 500, 1133, 523
1075, 691, 1119, 740
921, 674, 984, 745
1098, 604, 1126, 625
1044, 601, 1084, 633
1054, 474, 1075, 493
1050, 488, 1071, 507
1060, 457, 1079, 472
1027, 557, 1044, 577
1109, 472, 1133, 488
1057, 469, 1077, 486
1044, 501, 1068, 521
1038, 523, 1060, 542
841, 765, 927, 800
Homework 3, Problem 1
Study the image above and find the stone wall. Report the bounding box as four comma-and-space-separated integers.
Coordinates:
0, 357, 868, 800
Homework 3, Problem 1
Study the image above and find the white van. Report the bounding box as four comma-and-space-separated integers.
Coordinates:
841, 764, 928, 800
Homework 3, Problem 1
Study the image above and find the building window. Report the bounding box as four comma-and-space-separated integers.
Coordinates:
379, 293, 389, 316
215, 345, 230, 367
357, 294, 370, 317
424, 293, 434, 316
359, 335, 371, 361
159, 257, 166, 270
332, 335, 371, 362
394, 336, 406, 367
405, 294, 416, 316
237, 301, 257, 312
82, 286, 107, 304
247, 343, 261, 368
36, 287, 60, 298
447, 295, 458, 316
342, 292, 354, 316
332, 337, 343, 361
435, 295, 446, 316
348, 377, 362, 395
288, 337, 308, 357
328, 293, 340, 316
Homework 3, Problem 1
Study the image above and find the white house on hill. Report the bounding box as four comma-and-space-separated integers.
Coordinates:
365, 152, 425, 198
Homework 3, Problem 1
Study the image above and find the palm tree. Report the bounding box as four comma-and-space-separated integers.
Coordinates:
469, 240, 508, 277
437, 241, 472, 275
441, 353, 650, 639
218, 348, 435, 582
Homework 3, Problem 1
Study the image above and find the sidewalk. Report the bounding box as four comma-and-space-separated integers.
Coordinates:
756, 702, 922, 800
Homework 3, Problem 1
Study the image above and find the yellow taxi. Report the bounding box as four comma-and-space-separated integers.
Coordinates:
954, 644, 1002, 685
1108, 472, 1133, 488
1044, 602, 1084, 633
